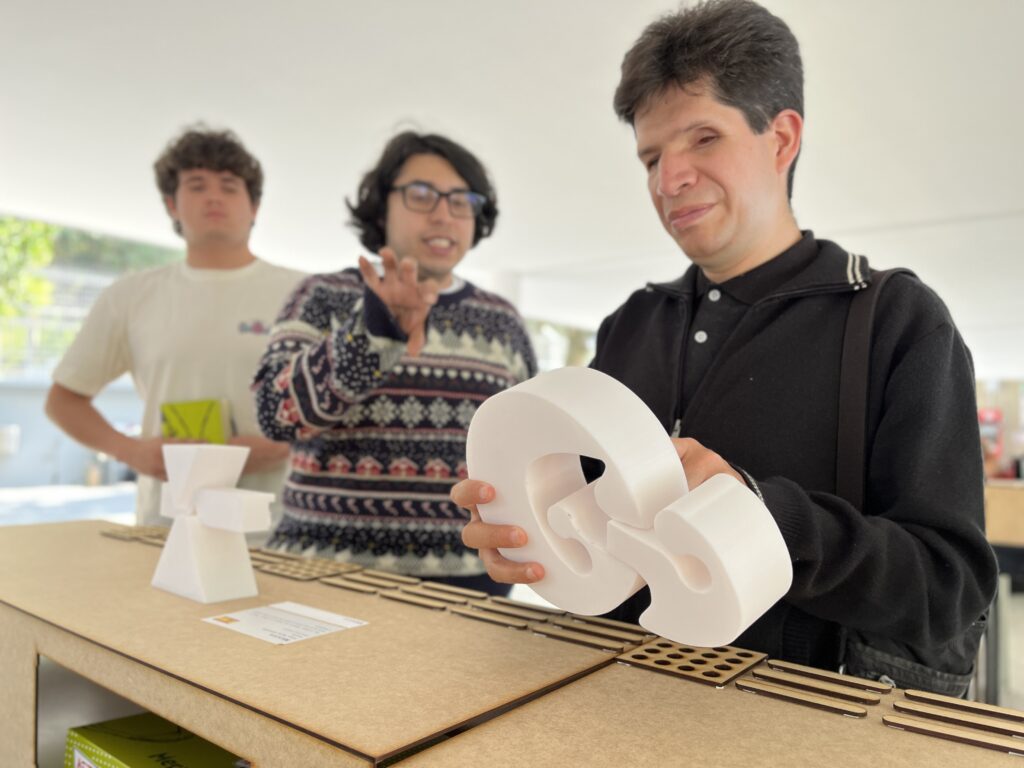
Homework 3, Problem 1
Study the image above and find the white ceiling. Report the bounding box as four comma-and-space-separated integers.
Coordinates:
2, 0, 1023, 377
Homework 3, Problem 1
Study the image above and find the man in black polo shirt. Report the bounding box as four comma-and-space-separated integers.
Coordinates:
453, 0, 996, 693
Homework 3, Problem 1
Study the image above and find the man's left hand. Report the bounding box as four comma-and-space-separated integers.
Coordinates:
672, 437, 743, 488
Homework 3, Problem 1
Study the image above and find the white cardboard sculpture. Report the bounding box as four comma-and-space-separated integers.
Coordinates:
151, 444, 273, 604
466, 366, 792, 648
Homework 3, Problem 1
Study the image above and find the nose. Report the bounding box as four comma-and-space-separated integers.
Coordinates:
655, 151, 697, 199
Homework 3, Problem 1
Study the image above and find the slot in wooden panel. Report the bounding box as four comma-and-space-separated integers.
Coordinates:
528, 624, 625, 652
400, 586, 468, 605
319, 576, 378, 594
361, 569, 420, 585
419, 581, 489, 599
883, 714, 1024, 755
735, 678, 867, 718
903, 689, 1024, 723
765, 659, 893, 693
893, 700, 1024, 738
450, 607, 528, 630
471, 600, 556, 622
489, 596, 564, 615
751, 668, 881, 705
380, 591, 449, 610
339, 573, 403, 590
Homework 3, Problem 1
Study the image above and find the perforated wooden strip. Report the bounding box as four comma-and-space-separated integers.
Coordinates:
765, 659, 893, 693
380, 591, 448, 610
528, 624, 625, 652
893, 700, 1024, 738
256, 560, 352, 580
449, 607, 528, 630
751, 669, 882, 705
339, 573, 402, 590
735, 678, 868, 717
618, 642, 765, 686
418, 581, 489, 599
399, 586, 468, 605
883, 714, 1024, 755
361, 569, 420, 585
489, 595, 564, 615
319, 576, 378, 594
903, 689, 1024, 723
470, 600, 555, 622
549, 617, 649, 643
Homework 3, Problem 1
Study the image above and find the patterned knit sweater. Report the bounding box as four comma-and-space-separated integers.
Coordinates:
253, 268, 536, 576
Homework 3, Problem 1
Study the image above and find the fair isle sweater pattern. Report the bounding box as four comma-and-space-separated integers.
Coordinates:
253, 269, 536, 576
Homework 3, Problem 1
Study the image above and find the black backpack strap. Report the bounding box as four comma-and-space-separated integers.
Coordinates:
835, 268, 909, 510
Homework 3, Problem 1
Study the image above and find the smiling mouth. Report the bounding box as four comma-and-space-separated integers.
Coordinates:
424, 237, 456, 253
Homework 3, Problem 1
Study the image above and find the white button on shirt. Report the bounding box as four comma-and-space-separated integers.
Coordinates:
708, 288, 722, 302
694, 330, 708, 344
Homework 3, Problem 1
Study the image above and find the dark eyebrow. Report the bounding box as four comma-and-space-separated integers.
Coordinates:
637, 120, 716, 160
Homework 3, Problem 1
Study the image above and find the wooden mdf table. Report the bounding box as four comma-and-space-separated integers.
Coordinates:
986, 481, 1024, 547
0, 520, 614, 767
400, 660, 1023, 767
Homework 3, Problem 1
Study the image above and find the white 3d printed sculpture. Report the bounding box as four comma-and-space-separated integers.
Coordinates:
466, 366, 793, 647
151, 444, 273, 604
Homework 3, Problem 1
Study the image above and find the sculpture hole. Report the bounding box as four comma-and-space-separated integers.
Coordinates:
673, 553, 712, 592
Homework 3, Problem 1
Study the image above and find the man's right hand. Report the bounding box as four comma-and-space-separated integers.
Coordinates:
453, 479, 546, 585
357, 247, 440, 357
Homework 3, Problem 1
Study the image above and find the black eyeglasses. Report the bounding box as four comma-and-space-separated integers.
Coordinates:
391, 181, 486, 219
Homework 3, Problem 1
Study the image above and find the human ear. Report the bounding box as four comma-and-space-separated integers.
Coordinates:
771, 109, 803, 178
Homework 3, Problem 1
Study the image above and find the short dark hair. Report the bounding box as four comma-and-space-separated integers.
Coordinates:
154, 126, 263, 235
614, 0, 803, 196
347, 131, 499, 253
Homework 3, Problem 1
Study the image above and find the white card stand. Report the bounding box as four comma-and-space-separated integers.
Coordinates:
151, 445, 273, 604
466, 366, 793, 648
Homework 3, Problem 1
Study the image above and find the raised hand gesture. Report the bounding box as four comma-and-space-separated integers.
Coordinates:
357, 247, 440, 357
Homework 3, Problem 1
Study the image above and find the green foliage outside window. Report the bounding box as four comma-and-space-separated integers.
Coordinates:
0, 217, 57, 317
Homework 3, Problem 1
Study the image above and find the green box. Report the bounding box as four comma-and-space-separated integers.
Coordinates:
65, 712, 240, 768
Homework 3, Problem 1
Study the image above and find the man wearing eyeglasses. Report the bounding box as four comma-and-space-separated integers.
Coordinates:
252, 131, 536, 594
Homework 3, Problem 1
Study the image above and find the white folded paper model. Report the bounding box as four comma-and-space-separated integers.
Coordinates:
466, 366, 793, 647
151, 444, 273, 604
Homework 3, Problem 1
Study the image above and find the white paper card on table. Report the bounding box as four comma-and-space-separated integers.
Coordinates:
152, 444, 272, 604
466, 366, 793, 648
203, 601, 367, 645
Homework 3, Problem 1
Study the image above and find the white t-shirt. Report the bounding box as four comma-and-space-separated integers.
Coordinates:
53, 258, 305, 526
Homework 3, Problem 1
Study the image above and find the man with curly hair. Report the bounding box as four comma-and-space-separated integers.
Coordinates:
46, 126, 304, 529
252, 131, 535, 594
